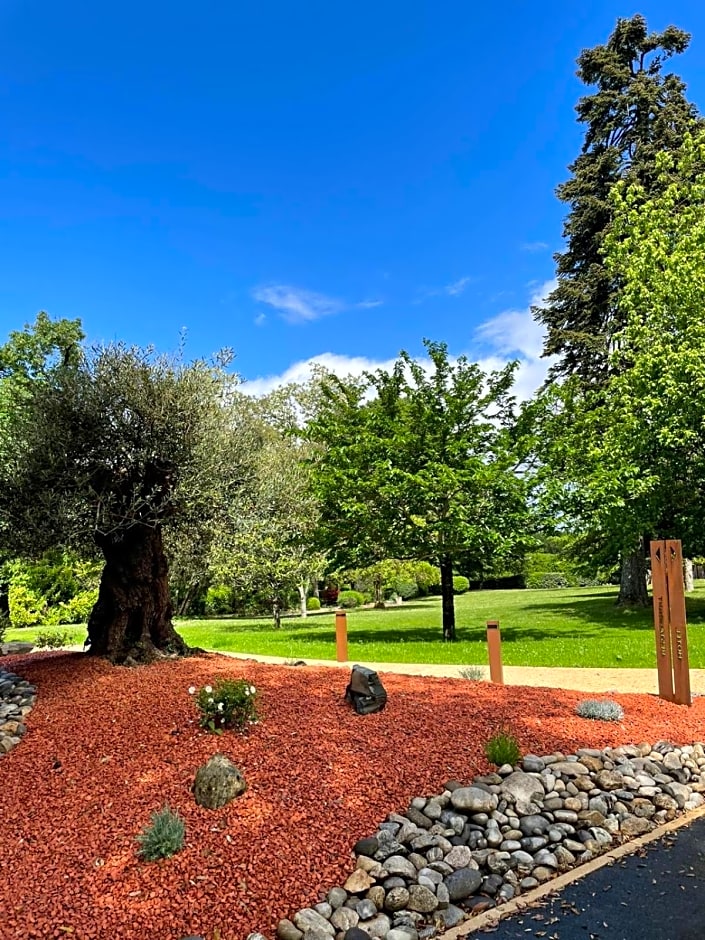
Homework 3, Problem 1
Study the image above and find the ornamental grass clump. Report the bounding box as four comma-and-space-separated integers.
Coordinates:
189, 678, 259, 733
484, 728, 521, 767
459, 665, 485, 681
135, 805, 185, 861
575, 698, 624, 722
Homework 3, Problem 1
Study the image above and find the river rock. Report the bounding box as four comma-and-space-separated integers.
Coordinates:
443, 868, 482, 901
450, 787, 497, 813
191, 753, 246, 809
293, 910, 335, 937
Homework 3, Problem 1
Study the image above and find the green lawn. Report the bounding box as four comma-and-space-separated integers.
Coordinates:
10, 583, 705, 669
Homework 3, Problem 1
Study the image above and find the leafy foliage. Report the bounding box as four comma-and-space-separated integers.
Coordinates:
34, 629, 73, 649
575, 699, 624, 722
337, 590, 365, 609
307, 341, 532, 641
452, 576, 469, 595
191, 678, 259, 733
305, 596, 321, 611
135, 805, 186, 861
484, 729, 521, 767
535, 14, 699, 383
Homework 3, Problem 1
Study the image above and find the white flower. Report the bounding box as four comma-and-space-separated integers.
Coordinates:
244, 688, 250, 696
217, 702, 224, 711
249, 685, 256, 695
204, 685, 213, 694
208, 697, 214, 704
188, 686, 196, 695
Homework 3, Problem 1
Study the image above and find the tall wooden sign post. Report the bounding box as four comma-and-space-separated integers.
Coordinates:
650, 539, 691, 706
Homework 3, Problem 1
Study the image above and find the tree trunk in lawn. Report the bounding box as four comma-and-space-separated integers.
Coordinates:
273, 600, 282, 630
617, 546, 649, 608
373, 576, 385, 609
87, 525, 188, 665
440, 554, 456, 641
683, 558, 695, 593
298, 583, 308, 617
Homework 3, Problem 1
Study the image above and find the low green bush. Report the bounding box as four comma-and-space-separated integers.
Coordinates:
135, 805, 185, 861
484, 728, 521, 767
452, 576, 470, 595
337, 590, 365, 609
189, 678, 259, 733
394, 580, 419, 600
34, 629, 73, 649
8, 583, 46, 627
306, 596, 321, 611
526, 572, 574, 589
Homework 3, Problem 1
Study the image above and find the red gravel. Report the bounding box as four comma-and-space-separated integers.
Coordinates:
1, 651, 703, 940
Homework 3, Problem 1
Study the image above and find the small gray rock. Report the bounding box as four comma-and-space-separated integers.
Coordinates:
444, 868, 482, 901
277, 920, 304, 940
450, 786, 498, 814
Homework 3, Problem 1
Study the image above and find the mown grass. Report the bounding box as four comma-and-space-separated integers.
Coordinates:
8, 583, 705, 668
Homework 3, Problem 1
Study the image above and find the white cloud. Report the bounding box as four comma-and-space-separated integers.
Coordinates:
252, 285, 383, 323
241, 352, 399, 397
242, 281, 558, 402
521, 241, 549, 253
474, 279, 557, 398
445, 276, 472, 296
252, 285, 343, 324
254, 312, 267, 327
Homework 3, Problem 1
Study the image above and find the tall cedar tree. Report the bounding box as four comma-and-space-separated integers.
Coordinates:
534, 15, 700, 605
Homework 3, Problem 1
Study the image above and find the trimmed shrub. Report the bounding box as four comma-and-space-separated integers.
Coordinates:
394, 580, 419, 600
337, 590, 365, 609
34, 629, 73, 649
306, 596, 321, 611
526, 572, 572, 589
575, 699, 624, 722
135, 805, 185, 861
452, 576, 470, 595
484, 729, 521, 767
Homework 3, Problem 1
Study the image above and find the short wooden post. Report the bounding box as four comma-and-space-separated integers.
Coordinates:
335, 609, 348, 663
665, 539, 691, 706
486, 620, 504, 685
650, 538, 691, 706
650, 540, 674, 702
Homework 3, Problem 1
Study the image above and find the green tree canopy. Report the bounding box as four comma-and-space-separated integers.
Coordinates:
307, 340, 531, 640
0, 326, 257, 663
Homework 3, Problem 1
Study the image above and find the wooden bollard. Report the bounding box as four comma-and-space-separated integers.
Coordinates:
486, 620, 504, 684
335, 609, 348, 663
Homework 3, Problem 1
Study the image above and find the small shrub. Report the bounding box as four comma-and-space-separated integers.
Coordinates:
204, 584, 235, 615
306, 596, 321, 611
526, 572, 573, 589
452, 576, 470, 595
58, 589, 98, 623
575, 699, 624, 722
190, 678, 259, 733
8, 583, 46, 627
484, 728, 521, 767
337, 590, 365, 609
459, 665, 485, 681
34, 629, 73, 649
393, 580, 419, 600
135, 805, 185, 861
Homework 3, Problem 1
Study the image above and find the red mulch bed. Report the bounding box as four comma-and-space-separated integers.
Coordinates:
1, 651, 703, 940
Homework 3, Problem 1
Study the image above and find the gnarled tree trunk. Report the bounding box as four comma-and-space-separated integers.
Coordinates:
87, 525, 188, 665
440, 554, 456, 641
617, 544, 649, 608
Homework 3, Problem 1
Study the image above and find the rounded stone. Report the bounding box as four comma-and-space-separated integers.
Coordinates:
331, 909, 359, 932
277, 919, 304, 940
443, 868, 483, 901
327, 887, 348, 910
450, 786, 498, 814
357, 899, 377, 921
384, 887, 410, 912
384, 855, 417, 880
191, 753, 247, 809
407, 885, 439, 914
354, 837, 379, 857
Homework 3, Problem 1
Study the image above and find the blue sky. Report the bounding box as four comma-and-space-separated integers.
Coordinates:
1, 1, 704, 395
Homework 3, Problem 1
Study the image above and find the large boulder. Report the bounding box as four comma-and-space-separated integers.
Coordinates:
192, 753, 247, 809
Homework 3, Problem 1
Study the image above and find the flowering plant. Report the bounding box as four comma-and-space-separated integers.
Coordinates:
189, 679, 259, 733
